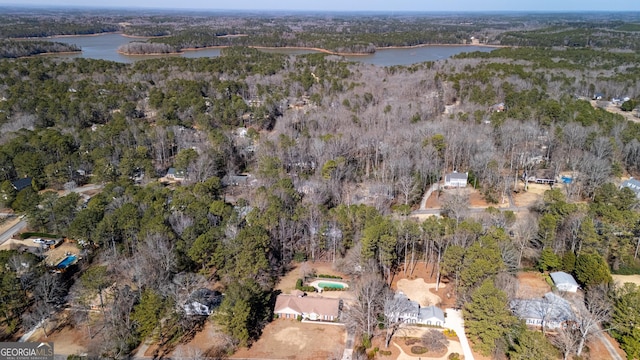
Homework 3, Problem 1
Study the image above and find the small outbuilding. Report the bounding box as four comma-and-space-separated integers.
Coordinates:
550, 271, 579, 293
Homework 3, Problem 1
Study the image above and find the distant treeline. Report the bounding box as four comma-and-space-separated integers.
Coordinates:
121, 25, 173, 37
0, 40, 80, 59
0, 17, 118, 38
117, 42, 178, 55
143, 28, 470, 55
498, 28, 640, 50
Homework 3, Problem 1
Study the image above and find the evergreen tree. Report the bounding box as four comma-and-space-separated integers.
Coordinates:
132, 289, 165, 340
575, 253, 612, 288
464, 279, 517, 356
610, 283, 640, 360
508, 327, 559, 360
537, 248, 560, 272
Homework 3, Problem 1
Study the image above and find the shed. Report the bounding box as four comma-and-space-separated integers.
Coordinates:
550, 271, 579, 293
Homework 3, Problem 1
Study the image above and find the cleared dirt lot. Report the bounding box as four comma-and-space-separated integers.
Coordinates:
424, 187, 507, 209
27, 314, 89, 358
391, 261, 457, 309
231, 320, 345, 360
612, 274, 640, 288
516, 272, 552, 299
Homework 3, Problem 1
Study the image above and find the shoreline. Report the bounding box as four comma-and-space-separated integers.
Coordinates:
11, 32, 504, 56
10, 32, 505, 58
118, 43, 503, 57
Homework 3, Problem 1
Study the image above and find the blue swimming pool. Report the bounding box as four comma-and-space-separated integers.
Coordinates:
561, 176, 573, 184
56, 255, 77, 269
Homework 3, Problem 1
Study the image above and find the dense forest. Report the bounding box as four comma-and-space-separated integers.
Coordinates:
1, 9, 640, 360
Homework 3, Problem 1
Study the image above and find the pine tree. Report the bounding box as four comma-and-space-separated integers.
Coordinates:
464, 279, 517, 356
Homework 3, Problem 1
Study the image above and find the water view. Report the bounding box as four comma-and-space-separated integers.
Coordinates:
50, 33, 496, 66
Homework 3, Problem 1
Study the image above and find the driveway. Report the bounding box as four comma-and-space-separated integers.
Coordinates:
445, 309, 474, 360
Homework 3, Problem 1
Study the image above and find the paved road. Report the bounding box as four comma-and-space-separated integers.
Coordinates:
65, 183, 104, 194
342, 329, 355, 360
412, 206, 528, 217
596, 329, 623, 360
0, 218, 27, 246
445, 309, 474, 360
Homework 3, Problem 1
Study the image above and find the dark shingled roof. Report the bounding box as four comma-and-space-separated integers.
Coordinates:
10, 177, 32, 191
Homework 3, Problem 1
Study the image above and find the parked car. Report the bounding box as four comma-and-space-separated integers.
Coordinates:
32, 238, 45, 244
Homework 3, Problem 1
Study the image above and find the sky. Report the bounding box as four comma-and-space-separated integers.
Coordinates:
3, 0, 640, 12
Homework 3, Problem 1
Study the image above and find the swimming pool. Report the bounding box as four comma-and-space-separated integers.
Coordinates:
309, 280, 349, 292
318, 282, 344, 289
56, 255, 77, 269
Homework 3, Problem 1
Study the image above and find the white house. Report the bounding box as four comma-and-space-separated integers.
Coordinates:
444, 172, 468, 188
550, 271, 580, 293
511, 292, 575, 330
621, 178, 640, 198
183, 288, 222, 316
388, 292, 445, 327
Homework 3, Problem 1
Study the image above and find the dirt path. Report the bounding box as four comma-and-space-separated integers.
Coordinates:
590, 100, 640, 123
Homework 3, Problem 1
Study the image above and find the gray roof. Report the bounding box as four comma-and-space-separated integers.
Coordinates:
621, 178, 640, 194
418, 305, 445, 323
188, 288, 222, 308
550, 271, 579, 287
445, 172, 468, 181
511, 292, 574, 323
392, 292, 445, 323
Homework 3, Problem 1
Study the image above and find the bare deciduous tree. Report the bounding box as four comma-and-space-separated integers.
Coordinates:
344, 273, 386, 341
574, 286, 613, 356
512, 214, 538, 267
552, 326, 581, 360
441, 189, 469, 225
421, 330, 448, 353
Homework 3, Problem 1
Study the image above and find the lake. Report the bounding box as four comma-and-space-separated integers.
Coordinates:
49, 33, 496, 66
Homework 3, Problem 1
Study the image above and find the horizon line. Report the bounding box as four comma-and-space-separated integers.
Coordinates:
1, 4, 639, 13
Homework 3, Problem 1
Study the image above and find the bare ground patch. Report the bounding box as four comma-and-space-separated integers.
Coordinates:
612, 274, 640, 288
28, 319, 89, 358
513, 182, 548, 208
391, 262, 457, 309
396, 278, 443, 307
516, 272, 551, 299
425, 187, 508, 210
231, 320, 345, 360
